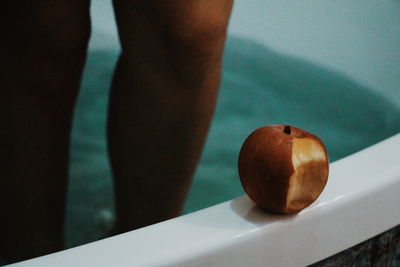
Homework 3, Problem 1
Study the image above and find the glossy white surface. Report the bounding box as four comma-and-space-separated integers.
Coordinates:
11, 134, 400, 266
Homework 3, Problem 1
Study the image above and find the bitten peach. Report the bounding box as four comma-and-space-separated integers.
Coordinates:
238, 125, 329, 214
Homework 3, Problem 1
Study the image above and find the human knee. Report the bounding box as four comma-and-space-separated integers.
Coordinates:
117, 2, 233, 74
4, 1, 91, 97
5, 1, 90, 68
163, 2, 233, 63
148, 1, 234, 83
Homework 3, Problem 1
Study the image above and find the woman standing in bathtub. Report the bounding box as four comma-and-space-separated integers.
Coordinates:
0, 1, 234, 263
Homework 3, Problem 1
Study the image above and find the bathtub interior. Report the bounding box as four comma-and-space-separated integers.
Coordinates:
2, 1, 399, 265
67, 41, 400, 248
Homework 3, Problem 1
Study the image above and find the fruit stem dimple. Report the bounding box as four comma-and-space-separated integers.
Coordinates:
283, 125, 291, 135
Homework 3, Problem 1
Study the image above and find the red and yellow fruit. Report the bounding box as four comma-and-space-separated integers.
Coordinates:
238, 125, 329, 214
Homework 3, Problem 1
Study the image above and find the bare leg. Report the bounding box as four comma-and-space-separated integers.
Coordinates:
108, 1, 234, 232
0, 1, 90, 263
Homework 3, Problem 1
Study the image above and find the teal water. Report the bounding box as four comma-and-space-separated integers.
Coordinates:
66, 37, 400, 248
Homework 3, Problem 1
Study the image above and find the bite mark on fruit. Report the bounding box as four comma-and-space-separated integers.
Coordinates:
286, 137, 328, 212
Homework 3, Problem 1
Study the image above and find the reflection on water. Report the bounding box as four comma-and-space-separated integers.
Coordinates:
66, 37, 400, 248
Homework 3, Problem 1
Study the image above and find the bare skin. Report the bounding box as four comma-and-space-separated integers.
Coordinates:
0, 0, 233, 263
0, 1, 91, 262
109, 0, 234, 232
